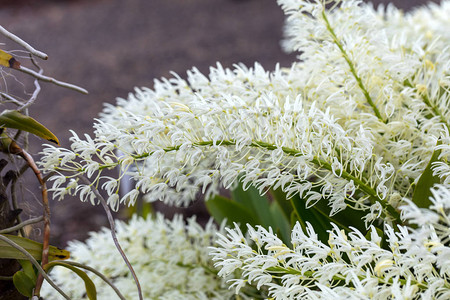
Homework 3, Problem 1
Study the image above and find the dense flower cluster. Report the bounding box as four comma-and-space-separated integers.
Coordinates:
41, 214, 236, 299
210, 184, 450, 299
40, 0, 449, 223
39, 0, 450, 298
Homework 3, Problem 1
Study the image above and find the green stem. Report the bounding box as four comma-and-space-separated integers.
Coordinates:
138, 139, 400, 221
404, 79, 450, 131
63, 138, 401, 222
321, 10, 385, 123
265, 266, 432, 291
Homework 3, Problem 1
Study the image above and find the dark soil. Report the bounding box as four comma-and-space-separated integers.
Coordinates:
0, 0, 437, 246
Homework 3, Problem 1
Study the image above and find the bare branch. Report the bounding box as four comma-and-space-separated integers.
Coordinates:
18, 77, 41, 111
4, 139, 51, 297
53, 260, 127, 300
10, 164, 29, 237
15, 54, 43, 111
0, 216, 44, 234
0, 26, 48, 60
18, 66, 88, 94
78, 174, 143, 300
0, 92, 23, 106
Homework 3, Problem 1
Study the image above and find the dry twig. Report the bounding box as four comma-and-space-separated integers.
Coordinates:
0, 26, 48, 60
78, 175, 144, 300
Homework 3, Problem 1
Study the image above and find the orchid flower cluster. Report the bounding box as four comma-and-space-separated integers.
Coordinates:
40, 0, 450, 299
42, 214, 240, 299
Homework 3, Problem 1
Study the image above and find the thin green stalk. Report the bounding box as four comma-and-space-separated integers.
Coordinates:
266, 265, 433, 291
160, 139, 400, 221
59, 138, 401, 222
321, 10, 385, 123
404, 79, 450, 131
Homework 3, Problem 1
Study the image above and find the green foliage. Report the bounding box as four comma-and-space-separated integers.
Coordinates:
0, 234, 70, 261
208, 182, 371, 245
13, 271, 35, 297
0, 110, 59, 145
207, 182, 290, 244
206, 195, 258, 233
412, 139, 442, 208
45, 261, 97, 300
13, 260, 37, 297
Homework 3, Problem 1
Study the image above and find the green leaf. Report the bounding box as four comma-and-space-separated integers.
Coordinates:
0, 110, 59, 145
269, 201, 292, 246
289, 195, 330, 243
269, 188, 293, 220
13, 270, 35, 297
45, 261, 97, 300
290, 210, 309, 239
206, 195, 257, 232
227, 184, 292, 245
307, 192, 367, 234
126, 198, 154, 219
231, 181, 273, 229
0, 234, 70, 261
19, 259, 37, 282
412, 139, 442, 208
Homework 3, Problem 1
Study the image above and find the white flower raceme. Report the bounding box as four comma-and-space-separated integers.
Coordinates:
39, 0, 450, 227
41, 214, 236, 300
210, 184, 450, 299
37, 0, 450, 299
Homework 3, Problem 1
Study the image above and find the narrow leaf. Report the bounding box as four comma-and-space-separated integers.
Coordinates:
206, 195, 257, 232
270, 188, 293, 220
269, 201, 292, 246
231, 181, 273, 228
0, 110, 59, 145
231, 184, 292, 245
289, 195, 330, 243
307, 193, 366, 233
0, 234, 70, 261
45, 261, 97, 300
412, 139, 442, 208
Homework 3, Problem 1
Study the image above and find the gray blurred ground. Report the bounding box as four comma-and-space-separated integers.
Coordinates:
0, 0, 437, 245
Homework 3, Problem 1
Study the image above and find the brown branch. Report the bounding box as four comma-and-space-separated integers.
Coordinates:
4, 140, 50, 297
10, 164, 29, 237
0, 216, 44, 234
0, 235, 70, 299
18, 54, 43, 112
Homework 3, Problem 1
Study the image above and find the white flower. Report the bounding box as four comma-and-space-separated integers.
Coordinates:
40, 0, 450, 227
38, 0, 450, 297
211, 188, 450, 299
42, 214, 238, 300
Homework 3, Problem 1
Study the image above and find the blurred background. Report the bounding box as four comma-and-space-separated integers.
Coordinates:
0, 0, 438, 245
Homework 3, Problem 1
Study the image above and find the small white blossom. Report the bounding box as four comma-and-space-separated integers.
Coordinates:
38, 0, 450, 298
42, 214, 237, 300
211, 188, 450, 299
